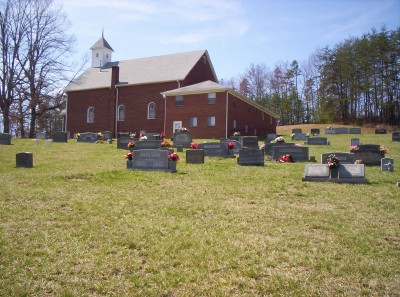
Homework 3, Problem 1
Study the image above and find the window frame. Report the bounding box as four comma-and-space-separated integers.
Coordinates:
207, 93, 216, 104
189, 117, 198, 127
117, 104, 125, 121
147, 102, 156, 119
175, 95, 184, 106
87, 106, 94, 123
207, 116, 216, 126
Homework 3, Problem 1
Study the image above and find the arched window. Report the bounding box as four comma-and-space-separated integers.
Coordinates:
148, 102, 156, 119
117, 104, 125, 121
87, 107, 94, 123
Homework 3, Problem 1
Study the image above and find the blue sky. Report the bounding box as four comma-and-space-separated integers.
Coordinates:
56, 0, 400, 81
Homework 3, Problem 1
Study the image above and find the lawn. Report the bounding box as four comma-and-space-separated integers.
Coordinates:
0, 129, 399, 296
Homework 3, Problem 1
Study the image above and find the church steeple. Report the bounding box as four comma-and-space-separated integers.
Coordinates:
90, 32, 114, 68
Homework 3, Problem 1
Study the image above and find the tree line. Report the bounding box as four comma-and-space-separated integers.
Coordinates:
224, 26, 399, 126
0, 0, 76, 137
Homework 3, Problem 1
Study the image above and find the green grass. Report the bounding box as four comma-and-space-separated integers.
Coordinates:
0, 132, 399, 296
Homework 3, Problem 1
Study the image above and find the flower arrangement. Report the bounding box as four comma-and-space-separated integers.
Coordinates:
274, 136, 285, 143
233, 131, 240, 136
327, 154, 340, 169
161, 141, 171, 147
139, 135, 147, 141
125, 152, 133, 160
190, 142, 199, 149
276, 154, 292, 163
97, 132, 103, 138
130, 132, 137, 138
107, 138, 113, 144
178, 127, 189, 132
95, 139, 105, 144
350, 145, 359, 152
227, 141, 234, 149
128, 141, 135, 148
290, 133, 295, 139
259, 143, 265, 150
159, 132, 165, 139
168, 152, 180, 161
295, 143, 302, 147
380, 145, 388, 153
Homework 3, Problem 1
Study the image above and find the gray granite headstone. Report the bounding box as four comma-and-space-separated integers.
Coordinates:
132, 140, 162, 150
310, 128, 320, 135
349, 128, 361, 134
265, 133, 277, 142
52, 132, 68, 143
273, 146, 309, 162
351, 138, 360, 146
292, 128, 302, 133
173, 131, 192, 148
306, 137, 328, 145
240, 136, 259, 149
221, 139, 241, 154
303, 164, 330, 179
334, 127, 349, 134
0, 133, 12, 145
117, 137, 135, 149
375, 128, 387, 134
237, 149, 264, 166
117, 132, 130, 138
36, 132, 46, 139
358, 144, 380, 151
324, 128, 336, 134
186, 149, 205, 164
392, 132, 400, 142
77, 132, 98, 143
198, 142, 230, 157
127, 149, 176, 172
264, 142, 296, 156
100, 131, 113, 140
321, 152, 355, 164
381, 158, 394, 172
16, 152, 33, 168
338, 164, 365, 178
293, 133, 307, 141
352, 147, 384, 166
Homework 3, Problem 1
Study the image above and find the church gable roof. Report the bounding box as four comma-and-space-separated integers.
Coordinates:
65, 50, 217, 92
90, 36, 114, 51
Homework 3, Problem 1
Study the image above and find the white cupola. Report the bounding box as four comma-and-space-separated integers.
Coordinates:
90, 32, 114, 68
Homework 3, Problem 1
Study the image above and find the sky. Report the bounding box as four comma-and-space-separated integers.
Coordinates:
55, 0, 400, 81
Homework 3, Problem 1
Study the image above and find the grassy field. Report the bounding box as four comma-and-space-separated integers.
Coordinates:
0, 127, 399, 296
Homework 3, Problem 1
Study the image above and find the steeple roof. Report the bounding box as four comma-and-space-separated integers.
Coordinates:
90, 36, 114, 51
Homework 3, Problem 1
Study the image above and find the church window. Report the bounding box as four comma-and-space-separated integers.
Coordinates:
87, 107, 94, 123
148, 102, 156, 119
117, 105, 125, 121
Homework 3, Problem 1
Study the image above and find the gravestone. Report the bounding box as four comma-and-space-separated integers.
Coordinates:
100, 131, 113, 140
0, 133, 12, 145
349, 128, 361, 134
381, 158, 394, 172
324, 128, 336, 134
351, 138, 360, 146
303, 164, 367, 184
173, 131, 192, 148
310, 128, 320, 135
321, 152, 355, 164
221, 139, 241, 154
375, 128, 387, 134
16, 152, 33, 168
36, 132, 46, 139
131, 140, 162, 150
126, 149, 176, 173
77, 132, 98, 143
273, 146, 309, 162
117, 137, 135, 149
392, 132, 400, 142
334, 127, 349, 134
237, 149, 264, 166
303, 164, 330, 181
198, 142, 231, 157
265, 133, 277, 142
177, 145, 183, 152
186, 149, 205, 164
229, 136, 240, 141
52, 132, 68, 143
306, 137, 328, 145
117, 132, 130, 138
350, 145, 384, 166
292, 128, 302, 133
293, 133, 308, 141
264, 142, 296, 156
240, 136, 259, 149
144, 132, 161, 140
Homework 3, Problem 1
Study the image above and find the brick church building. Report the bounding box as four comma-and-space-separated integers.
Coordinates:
65, 36, 278, 139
